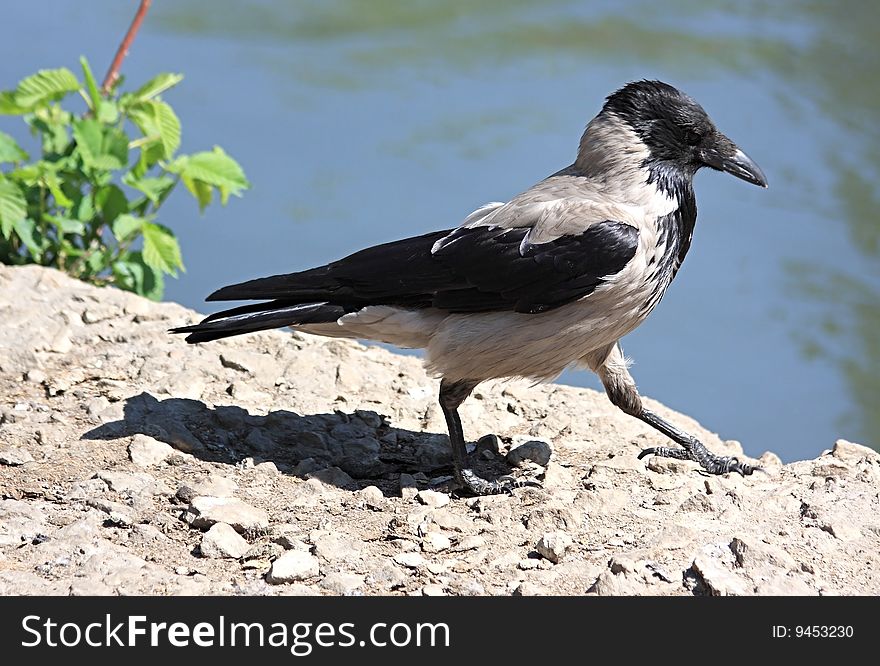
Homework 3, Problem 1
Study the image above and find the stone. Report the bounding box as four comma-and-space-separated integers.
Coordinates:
313, 533, 360, 562
85, 498, 136, 527
729, 537, 797, 570
421, 584, 446, 596
321, 572, 365, 595
185, 496, 269, 534
357, 485, 385, 508
96, 470, 158, 495
691, 546, 750, 596
506, 438, 553, 467
0, 447, 34, 466
266, 551, 320, 584
831, 439, 877, 463
25, 368, 46, 384
513, 582, 543, 596
200, 523, 250, 559
245, 429, 276, 453
368, 561, 408, 589
220, 350, 278, 383
254, 461, 279, 475
306, 466, 354, 489
128, 434, 174, 466
292, 458, 322, 477
416, 489, 450, 508
454, 535, 486, 552
422, 532, 452, 553
176, 474, 237, 502
536, 531, 573, 563
399, 473, 419, 500
394, 552, 426, 568
820, 520, 862, 542
754, 572, 816, 596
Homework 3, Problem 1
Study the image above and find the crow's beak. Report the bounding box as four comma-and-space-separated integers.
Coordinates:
700, 140, 768, 188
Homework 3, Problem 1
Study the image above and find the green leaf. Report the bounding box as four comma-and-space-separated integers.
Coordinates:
181, 173, 212, 213
132, 142, 164, 179
111, 213, 144, 242
13, 68, 80, 109
0, 178, 28, 239
122, 173, 176, 204
129, 73, 183, 103
142, 221, 184, 276
80, 56, 101, 110
0, 91, 29, 115
97, 99, 119, 124
45, 214, 86, 236
129, 100, 181, 159
95, 184, 129, 223
12, 217, 42, 260
0, 131, 28, 163
112, 251, 164, 300
172, 147, 249, 194
72, 118, 129, 170
86, 247, 112, 274
71, 190, 95, 223
41, 169, 73, 208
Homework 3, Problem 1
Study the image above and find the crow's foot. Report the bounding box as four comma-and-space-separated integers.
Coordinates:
638, 441, 759, 476
456, 468, 542, 496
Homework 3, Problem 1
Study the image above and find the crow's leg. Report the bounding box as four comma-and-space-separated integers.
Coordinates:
587, 344, 758, 476
439, 378, 540, 495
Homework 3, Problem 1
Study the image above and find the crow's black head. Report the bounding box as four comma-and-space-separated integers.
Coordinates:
602, 80, 767, 188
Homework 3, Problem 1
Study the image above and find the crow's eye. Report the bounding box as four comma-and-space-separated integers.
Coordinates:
684, 129, 702, 145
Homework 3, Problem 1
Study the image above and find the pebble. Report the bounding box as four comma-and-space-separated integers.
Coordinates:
535, 531, 573, 563
220, 350, 276, 379
96, 470, 157, 495
128, 434, 173, 467
313, 533, 360, 561
200, 523, 250, 559
245, 429, 276, 453
513, 582, 543, 596
422, 584, 446, 596
368, 561, 408, 590
306, 466, 355, 490
832, 439, 878, 463
399, 473, 419, 500
320, 572, 365, 595
85, 498, 136, 526
416, 489, 450, 508
393, 552, 426, 568
357, 485, 385, 509
691, 545, 750, 596
0, 447, 35, 466
453, 535, 486, 552
422, 532, 452, 553
176, 474, 237, 502
25, 368, 46, 384
506, 438, 553, 467
185, 496, 269, 534
266, 551, 320, 584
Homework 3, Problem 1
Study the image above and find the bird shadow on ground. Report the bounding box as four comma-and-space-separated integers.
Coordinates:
81, 392, 514, 495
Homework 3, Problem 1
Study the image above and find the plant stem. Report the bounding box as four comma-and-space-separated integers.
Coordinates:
101, 0, 153, 95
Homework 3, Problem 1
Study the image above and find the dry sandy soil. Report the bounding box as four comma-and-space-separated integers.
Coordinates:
1, 264, 878, 596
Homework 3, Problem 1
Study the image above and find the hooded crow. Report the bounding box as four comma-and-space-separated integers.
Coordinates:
172, 80, 768, 495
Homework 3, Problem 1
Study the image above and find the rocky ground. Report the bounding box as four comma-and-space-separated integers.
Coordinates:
1, 264, 878, 596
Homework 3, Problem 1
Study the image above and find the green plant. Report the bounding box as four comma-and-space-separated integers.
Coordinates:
0, 57, 249, 299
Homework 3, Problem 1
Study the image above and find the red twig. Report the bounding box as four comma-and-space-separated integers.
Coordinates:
101, 0, 153, 95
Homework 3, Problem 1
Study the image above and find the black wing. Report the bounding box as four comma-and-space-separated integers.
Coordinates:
208, 221, 638, 315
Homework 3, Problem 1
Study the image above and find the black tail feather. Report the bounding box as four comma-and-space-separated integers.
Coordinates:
170, 302, 347, 343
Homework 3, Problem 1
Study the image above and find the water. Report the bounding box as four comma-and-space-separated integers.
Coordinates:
2, 1, 878, 461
